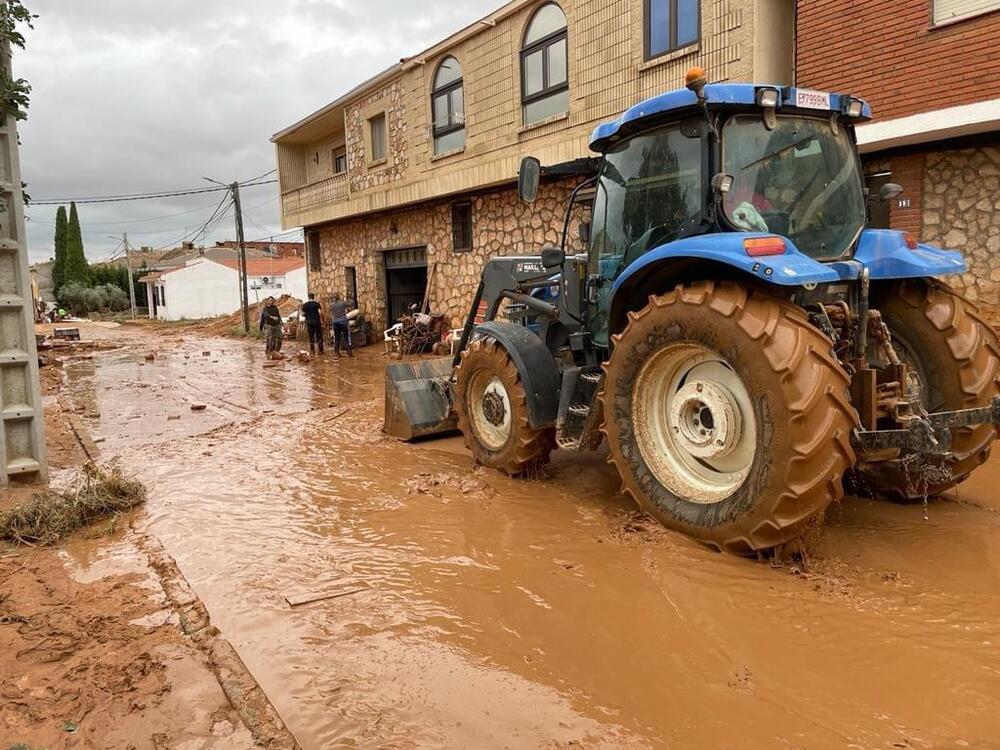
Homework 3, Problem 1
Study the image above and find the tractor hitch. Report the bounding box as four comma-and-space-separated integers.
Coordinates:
852, 396, 1000, 458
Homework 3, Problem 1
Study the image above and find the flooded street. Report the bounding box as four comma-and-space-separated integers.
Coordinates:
61, 325, 1000, 749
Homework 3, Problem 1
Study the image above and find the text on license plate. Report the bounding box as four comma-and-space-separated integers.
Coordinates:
795, 89, 831, 110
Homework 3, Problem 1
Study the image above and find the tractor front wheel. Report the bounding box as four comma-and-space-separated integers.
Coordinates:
602, 281, 858, 554
455, 336, 555, 475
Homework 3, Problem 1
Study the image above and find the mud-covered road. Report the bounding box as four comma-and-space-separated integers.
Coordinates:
60, 323, 1000, 749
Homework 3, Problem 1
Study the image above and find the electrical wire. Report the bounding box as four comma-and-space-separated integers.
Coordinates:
241, 168, 277, 185
154, 193, 234, 256
245, 227, 304, 244
31, 179, 277, 206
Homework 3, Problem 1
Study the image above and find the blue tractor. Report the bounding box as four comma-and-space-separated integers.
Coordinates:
385, 69, 1000, 554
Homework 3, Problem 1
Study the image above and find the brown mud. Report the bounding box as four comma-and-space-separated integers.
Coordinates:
0, 521, 259, 748
2, 322, 293, 749
42, 321, 1000, 749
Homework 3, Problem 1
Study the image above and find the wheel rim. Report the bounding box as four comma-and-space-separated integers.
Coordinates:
632, 344, 757, 504
890, 334, 932, 409
468, 370, 513, 450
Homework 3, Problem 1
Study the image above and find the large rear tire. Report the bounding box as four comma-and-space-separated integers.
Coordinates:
455, 336, 555, 475
859, 280, 1000, 499
601, 281, 858, 554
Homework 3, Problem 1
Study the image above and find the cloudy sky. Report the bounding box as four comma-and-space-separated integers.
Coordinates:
17, 0, 500, 263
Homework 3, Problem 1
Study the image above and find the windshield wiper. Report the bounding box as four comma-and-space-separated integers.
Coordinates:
741, 135, 814, 171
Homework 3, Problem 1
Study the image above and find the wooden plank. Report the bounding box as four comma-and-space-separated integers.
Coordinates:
284, 583, 369, 608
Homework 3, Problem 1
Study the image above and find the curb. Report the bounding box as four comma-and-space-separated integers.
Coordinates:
139, 533, 301, 749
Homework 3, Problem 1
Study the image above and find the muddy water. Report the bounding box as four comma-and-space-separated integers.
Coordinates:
63, 329, 1000, 749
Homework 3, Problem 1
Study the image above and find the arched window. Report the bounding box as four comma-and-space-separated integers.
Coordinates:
520, 3, 568, 125
431, 56, 465, 154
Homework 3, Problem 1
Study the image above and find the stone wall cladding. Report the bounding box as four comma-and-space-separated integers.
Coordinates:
922, 143, 1000, 304
344, 80, 408, 192
308, 179, 581, 331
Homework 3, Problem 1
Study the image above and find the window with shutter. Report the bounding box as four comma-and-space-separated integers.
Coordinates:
933, 0, 1000, 24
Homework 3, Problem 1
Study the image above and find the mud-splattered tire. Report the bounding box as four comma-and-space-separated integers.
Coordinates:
455, 336, 555, 475
859, 280, 1000, 499
601, 281, 858, 554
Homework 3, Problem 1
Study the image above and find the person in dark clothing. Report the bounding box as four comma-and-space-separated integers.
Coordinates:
301, 293, 324, 355
259, 297, 284, 357
330, 291, 353, 358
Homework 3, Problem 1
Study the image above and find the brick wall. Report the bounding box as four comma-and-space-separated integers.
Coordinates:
864, 152, 926, 236
797, 0, 1000, 122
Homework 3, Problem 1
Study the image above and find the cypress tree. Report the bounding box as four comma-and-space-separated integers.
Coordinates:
51, 205, 68, 293
63, 201, 89, 285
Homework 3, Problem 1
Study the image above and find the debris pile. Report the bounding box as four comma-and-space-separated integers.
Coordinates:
197, 294, 302, 337
399, 311, 448, 354
0, 463, 147, 546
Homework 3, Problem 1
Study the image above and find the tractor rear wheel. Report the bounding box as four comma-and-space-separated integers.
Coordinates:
601, 281, 858, 554
455, 336, 555, 475
859, 280, 1000, 499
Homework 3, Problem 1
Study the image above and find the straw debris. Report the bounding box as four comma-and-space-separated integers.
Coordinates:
0, 463, 147, 546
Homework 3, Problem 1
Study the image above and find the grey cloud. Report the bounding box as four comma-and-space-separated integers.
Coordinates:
17, 0, 499, 262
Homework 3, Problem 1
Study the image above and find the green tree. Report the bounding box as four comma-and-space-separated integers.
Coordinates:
63, 201, 88, 285
90, 262, 131, 295
0, 1, 35, 125
51, 204, 67, 292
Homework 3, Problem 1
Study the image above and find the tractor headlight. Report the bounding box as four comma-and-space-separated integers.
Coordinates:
844, 97, 864, 118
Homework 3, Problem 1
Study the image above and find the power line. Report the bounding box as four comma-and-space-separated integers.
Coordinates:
245, 227, 304, 244
30, 179, 277, 206
242, 168, 277, 184
154, 193, 234, 256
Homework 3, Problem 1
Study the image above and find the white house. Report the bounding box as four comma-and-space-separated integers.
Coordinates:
139, 257, 307, 321
215, 258, 308, 306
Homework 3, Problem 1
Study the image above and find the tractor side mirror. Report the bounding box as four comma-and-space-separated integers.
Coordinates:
541, 245, 565, 269
578, 221, 591, 244
518, 156, 541, 204
878, 182, 904, 201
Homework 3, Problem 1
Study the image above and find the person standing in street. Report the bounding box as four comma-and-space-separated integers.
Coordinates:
259, 296, 284, 358
330, 292, 353, 359
301, 293, 324, 356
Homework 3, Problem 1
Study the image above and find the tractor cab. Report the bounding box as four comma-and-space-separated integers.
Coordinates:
532, 72, 882, 345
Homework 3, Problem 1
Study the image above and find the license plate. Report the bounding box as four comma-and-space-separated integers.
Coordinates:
794, 89, 831, 110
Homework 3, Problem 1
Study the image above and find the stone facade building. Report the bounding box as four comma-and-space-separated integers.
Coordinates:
797, 0, 1000, 305
273, 0, 795, 331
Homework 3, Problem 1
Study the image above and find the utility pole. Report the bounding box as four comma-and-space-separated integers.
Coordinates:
231, 182, 250, 333
123, 232, 137, 320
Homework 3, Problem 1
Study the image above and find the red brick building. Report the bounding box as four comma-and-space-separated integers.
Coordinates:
797, 0, 1000, 303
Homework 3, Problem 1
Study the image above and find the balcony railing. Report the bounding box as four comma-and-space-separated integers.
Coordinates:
281, 173, 349, 216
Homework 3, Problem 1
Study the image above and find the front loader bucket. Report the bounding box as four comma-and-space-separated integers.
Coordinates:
384, 357, 459, 440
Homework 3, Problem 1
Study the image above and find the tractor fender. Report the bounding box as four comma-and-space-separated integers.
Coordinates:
845, 229, 966, 280
474, 321, 561, 429
610, 233, 841, 297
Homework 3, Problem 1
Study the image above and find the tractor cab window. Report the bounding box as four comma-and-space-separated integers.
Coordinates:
722, 115, 866, 260
588, 123, 702, 344
591, 124, 703, 279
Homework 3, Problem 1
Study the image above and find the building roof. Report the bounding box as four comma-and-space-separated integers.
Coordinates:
137, 264, 190, 283
589, 84, 872, 151
215, 258, 305, 276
